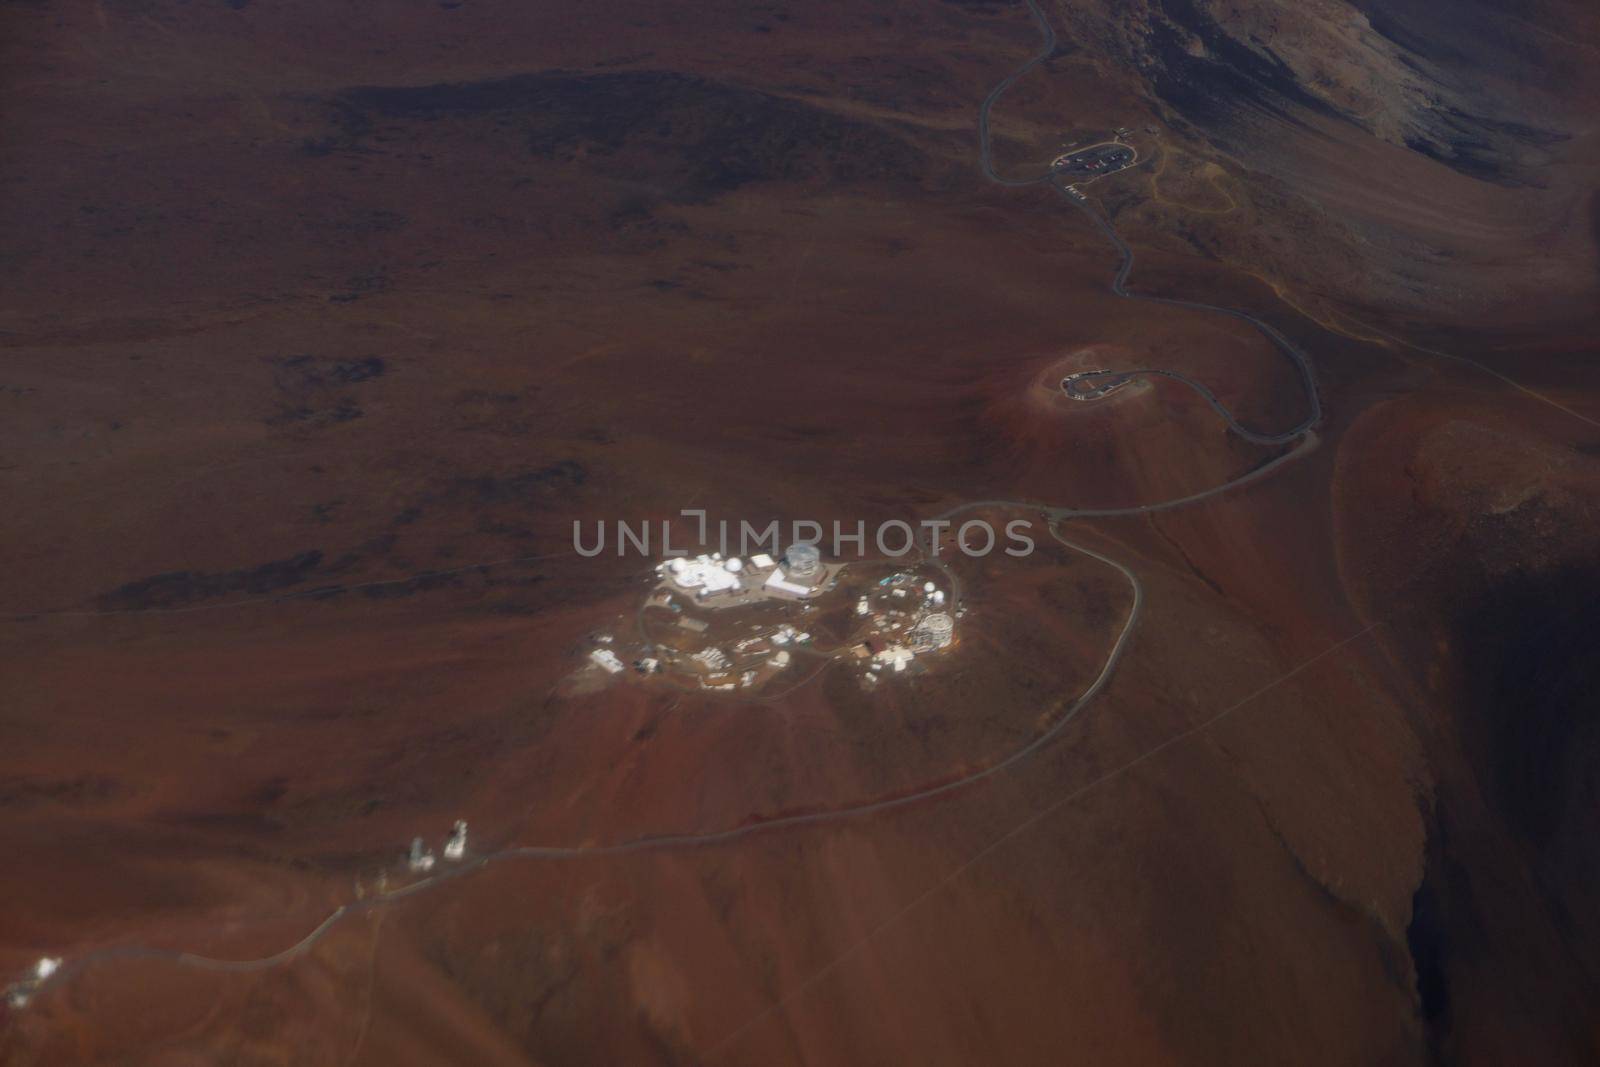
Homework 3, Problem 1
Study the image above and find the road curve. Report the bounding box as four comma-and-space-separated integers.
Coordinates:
1060, 365, 1303, 446
4, 0, 1321, 1005
1060, 183, 1322, 440
977, 0, 1058, 188
980, 0, 1321, 456
5, 522, 1142, 994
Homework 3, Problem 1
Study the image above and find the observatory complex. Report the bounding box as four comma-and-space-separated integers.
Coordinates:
583, 548, 960, 696
654, 543, 839, 606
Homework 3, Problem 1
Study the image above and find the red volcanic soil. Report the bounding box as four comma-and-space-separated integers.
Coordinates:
3, 0, 1599, 1064
1332, 386, 1600, 1063
484, 532, 1135, 846
975, 334, 1297, 510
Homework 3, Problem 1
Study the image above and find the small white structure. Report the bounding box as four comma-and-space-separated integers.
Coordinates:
923, 581, 937, 594
770, 650, 792, 669
750, 553, 776, 570
764, 567, 814, 597
856, 597, 870, 616
590, 648, 624, 674
408, 837, 436, 873
873, 645, 916, 673
693, 647, 731, 671
444, 820, 468, 862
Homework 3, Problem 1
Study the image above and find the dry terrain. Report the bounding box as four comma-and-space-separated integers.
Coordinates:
2, 0, 1598, 1063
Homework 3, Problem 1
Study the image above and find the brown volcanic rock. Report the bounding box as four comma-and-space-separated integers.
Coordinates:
2, 0, 1599, 1063
987, 0, 1600, 325
1334, 388, 1600, 1061
974, 323, 1299, 509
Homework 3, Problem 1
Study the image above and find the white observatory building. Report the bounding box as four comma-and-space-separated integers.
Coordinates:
912, 612, 955, 651
784, 542, 821, 577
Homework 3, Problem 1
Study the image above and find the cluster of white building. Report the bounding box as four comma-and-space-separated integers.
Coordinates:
660, 553, 745, 596
873, 645, 917, 673
591, 550, 958, 695
866, 610, 953, 673
692, 647, 731, 671
686, 630, 798, 692
655, 544, 830, 604
851, 572, 958, 682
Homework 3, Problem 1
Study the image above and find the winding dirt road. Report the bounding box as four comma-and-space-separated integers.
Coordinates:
3, 0, 1327, 1011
